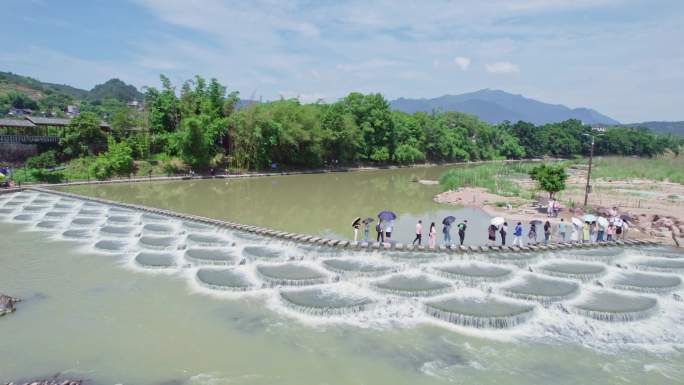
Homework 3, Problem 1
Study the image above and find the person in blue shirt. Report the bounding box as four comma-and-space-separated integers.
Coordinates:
512, 222, 523, 246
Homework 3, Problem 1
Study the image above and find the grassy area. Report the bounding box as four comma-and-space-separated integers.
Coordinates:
10, 157, 184, 184
588, 154, 684, 184
439, 162, 539, 198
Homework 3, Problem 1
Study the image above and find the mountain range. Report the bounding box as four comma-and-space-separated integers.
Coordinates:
389, 89, 620, 125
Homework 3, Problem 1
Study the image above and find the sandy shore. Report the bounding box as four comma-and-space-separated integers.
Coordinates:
435, 186, 683, 246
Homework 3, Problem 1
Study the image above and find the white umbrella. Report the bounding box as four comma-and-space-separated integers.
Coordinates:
597, 217, 609, 227
490, 217, 505, 226
571, 217, 583, 227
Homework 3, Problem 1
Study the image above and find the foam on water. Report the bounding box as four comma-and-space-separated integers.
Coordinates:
487, 252, 540, 267
100, 225, 140, 238
425, 295, 536, 329
70, 217, 102, 227
610, 271, 682, 293
142, 223, 176, 235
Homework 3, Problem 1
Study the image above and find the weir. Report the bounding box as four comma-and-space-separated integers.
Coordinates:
432, 262, 513, 285
279, 287, 375, 316
500, 274, 580, 304
196, 268, 254, 291
425, 295, 536, 329
570, 290, 659, 322
372, 273, 452, 297
1, 187, 680, 336
610, 272, 682, 293
536, 261, 607, 281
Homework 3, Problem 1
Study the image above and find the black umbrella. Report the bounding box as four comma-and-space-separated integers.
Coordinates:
442, 216, 456, 225
352, 217, 361, 227
378, 211, 397, 222
530, 220, 543, 225
362, 217, 375, 224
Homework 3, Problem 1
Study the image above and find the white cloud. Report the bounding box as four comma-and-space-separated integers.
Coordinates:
454, 56, 471, 70
278, 91, 326, 103
485, 61, 520, 74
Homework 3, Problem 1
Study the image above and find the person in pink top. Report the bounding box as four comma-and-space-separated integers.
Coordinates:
413, 220, 423, 246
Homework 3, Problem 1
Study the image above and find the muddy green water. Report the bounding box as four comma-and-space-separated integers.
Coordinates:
2, 222, 683, 385
60, 166, 494, 244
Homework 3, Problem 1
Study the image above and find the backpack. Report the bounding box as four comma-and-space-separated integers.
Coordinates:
375, 224, 382, 233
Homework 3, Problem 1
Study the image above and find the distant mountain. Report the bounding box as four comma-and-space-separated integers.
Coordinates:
0, 71, 142, 106
88, 78, 143, 102
623, 121, 684, 138
390, 89, 620, 125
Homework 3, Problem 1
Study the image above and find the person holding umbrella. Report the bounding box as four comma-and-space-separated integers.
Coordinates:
362, 217, 374, 242
413, 220, 423, 246
457, 220, 468, 246
596, 217, 608, 242
544, 221, 552, 244
500, 221, 508, 246
352, 217, 361, 242
528, 223, 538, 245
376, 222, 385, 242
442, 216, 456, 246
377, 211, 397, 243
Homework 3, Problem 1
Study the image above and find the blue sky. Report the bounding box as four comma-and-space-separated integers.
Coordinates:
2, 0, 683, 122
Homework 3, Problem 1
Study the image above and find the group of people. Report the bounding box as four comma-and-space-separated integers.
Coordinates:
411, 219, 469, 249
352, 213, 629, 248
486, 216, 629, 247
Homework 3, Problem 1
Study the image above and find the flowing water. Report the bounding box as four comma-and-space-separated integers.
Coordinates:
1, 173, 684, 384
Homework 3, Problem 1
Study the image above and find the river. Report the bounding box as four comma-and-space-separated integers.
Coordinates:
1, 167, 683, 385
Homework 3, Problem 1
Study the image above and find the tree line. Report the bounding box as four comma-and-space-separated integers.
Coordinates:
25, 74, 684, 178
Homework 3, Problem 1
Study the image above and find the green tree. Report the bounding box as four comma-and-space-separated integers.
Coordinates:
60, 112, 108, 158
529, 164, 568, 198
177, 116, 213, 170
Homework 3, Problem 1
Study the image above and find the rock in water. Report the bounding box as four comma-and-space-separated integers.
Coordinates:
0, 294, 20, 315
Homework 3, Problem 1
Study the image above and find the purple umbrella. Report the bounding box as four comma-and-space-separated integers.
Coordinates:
442, 216, 456, 225
378, 211, 397, 222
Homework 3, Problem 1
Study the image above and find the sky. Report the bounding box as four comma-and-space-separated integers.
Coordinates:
1, 0, 683, 123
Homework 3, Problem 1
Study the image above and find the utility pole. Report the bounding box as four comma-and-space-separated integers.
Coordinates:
583, 135, 595, 207
583, 128, 604, 207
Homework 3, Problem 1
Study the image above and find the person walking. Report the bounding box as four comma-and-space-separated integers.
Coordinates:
500, 222, 508, 246
554, 200, 561, 217
544, 221, 551, 244
353, 221, 360, 242
443, 222, 452, 246
558, 218, 567, 242
606, 223, 615, 241
547, 199, 554, 218
487, 224, 497, 245
512, 222, 523, 246
597, 220, 605, 242
428, 222, 436, 249
363, 221, 370, 242
457, 220, 468, 246
413, 220, 423, 246
614, 217, 624, 240
528, 223, 537, 245
571, 222, 580, 242
385, 221, 393, 240
589, 221, 597, 243
583, 222, 590, 243
376, 222, 384, 243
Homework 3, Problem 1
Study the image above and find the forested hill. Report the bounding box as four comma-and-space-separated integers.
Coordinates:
390, 89, 619, 126
624, 121, 684, 138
